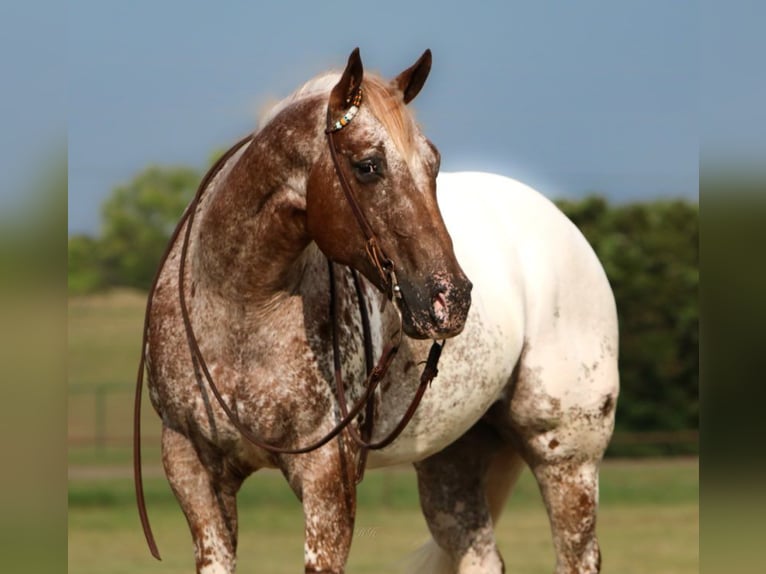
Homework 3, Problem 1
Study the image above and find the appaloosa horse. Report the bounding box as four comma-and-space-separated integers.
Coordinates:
134, 48, 618, 574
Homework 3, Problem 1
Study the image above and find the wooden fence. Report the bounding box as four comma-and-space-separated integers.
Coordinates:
68, 383, 699, 459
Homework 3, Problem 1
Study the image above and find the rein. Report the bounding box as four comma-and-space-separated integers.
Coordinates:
134, 86, 443, 559
328, 263, 443, 482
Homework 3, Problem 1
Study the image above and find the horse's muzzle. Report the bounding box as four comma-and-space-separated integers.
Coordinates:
400, 273, 472, 339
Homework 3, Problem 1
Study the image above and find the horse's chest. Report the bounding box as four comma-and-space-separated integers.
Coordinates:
368, 298, 522, 467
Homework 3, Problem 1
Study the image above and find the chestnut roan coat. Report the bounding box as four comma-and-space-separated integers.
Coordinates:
137, 48, 619, 574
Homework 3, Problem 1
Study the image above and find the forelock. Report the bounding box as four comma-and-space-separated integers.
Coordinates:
362, 76, 418, 161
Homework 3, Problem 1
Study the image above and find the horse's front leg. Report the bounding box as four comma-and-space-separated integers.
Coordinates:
162, 424, 244, 574
280, 436, 358, 574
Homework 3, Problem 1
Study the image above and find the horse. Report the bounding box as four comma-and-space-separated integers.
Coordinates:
134, 48, 619, 574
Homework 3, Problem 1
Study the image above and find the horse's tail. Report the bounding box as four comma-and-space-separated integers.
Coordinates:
404, 449, 525, 574
404, 539, 452, 574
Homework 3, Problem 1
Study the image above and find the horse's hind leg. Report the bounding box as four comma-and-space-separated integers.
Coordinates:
528, 457, 603, 574
412, 421, 525, 574
510, 349, 618, 573
162, 425, 243, 574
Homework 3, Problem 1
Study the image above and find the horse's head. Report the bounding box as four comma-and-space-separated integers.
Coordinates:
307, 49, 472, 340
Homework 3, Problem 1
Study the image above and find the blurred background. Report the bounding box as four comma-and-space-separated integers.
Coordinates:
11, 0, 753, 572
63, 2, 700, 573
62, 1, 701, 573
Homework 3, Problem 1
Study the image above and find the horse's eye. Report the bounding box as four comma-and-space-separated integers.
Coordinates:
352, 157, 385, 183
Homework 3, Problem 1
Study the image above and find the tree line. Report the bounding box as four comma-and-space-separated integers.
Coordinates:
68, 164, 698, 445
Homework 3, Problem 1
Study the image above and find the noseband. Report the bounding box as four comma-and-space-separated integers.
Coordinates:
134, 85, 443, 559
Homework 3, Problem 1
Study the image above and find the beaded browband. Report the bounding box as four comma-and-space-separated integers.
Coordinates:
328, 88, 363, 132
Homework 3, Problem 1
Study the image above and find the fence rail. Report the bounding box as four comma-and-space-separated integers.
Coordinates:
68, 383, 699, 457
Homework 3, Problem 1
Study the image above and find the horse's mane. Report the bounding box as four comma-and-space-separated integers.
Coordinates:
260, 72, 417, 160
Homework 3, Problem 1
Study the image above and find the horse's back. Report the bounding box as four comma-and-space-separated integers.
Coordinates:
436, 171, 619, 409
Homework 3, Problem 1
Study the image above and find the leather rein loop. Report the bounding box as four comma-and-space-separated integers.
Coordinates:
134, 86, 443, 559
328, 262, 443, 483
133, 134, 253, 560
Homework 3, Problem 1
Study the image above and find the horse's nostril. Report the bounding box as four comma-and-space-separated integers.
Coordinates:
432, 291, 448, 323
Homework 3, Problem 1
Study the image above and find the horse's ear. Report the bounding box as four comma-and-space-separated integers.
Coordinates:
329, 48, 364, 114
393, 49, 432, 104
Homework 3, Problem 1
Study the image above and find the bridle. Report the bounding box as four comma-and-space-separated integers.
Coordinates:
323, 87, 444, 474
134, 85, 444, 559
325, 88, 402, 302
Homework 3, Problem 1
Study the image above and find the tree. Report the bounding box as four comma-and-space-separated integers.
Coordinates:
557, 197, 699, 435
68, 162, 699, 441
68, 234, 105, 293
98, 165, 200, 290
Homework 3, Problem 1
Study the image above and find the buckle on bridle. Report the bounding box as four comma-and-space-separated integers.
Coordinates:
387, 266, 402, 303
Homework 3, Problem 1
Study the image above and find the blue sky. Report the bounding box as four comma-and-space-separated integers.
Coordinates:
61, 1, 698, 233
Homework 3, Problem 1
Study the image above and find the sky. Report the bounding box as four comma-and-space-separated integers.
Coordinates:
18, 2, 706, 233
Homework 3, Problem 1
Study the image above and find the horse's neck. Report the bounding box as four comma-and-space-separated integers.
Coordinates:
192, 116, 321, 304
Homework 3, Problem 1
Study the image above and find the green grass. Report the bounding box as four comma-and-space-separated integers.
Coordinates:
69, 502, 699, 574
69, 459, 698, 573
68, 289, 147, 387
68, 289, 162, 456
68, 291, 699, 572
69, 458, 698, 510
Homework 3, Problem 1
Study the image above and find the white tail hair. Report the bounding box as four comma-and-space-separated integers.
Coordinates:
403, 449, 525, 574
404, 539, 453, 574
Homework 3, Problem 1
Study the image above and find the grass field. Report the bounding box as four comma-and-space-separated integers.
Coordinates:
69, 289, 162, 458
69, 459, 698, 573
68, 290, 699, 573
